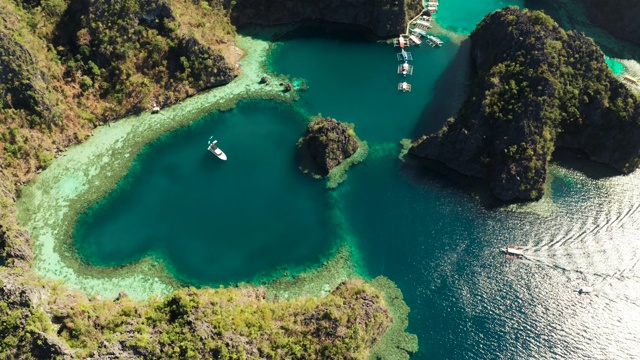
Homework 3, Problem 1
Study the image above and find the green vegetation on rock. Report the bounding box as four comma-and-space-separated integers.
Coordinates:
410, 7, 640, 202
0, 267, 396, 359
297, 115, 362, 178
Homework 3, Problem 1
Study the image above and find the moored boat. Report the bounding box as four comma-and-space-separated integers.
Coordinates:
398, 81, 412, 92
207, 139, 227, 160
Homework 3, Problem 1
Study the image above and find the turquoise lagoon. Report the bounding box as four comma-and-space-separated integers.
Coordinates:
72, 1, 640, 359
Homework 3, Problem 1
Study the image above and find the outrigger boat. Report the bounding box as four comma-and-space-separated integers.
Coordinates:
207, 138, 227, 160
501, 244, 524, 257
398, 62, 412, 76
427, 35, 444, 47
398, 81, 412, 92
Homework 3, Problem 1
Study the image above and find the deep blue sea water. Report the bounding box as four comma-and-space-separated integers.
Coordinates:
73, 1, 640, 358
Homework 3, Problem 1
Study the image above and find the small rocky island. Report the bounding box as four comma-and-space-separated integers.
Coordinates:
410, 7, 640, 202
297, 116, 360, 177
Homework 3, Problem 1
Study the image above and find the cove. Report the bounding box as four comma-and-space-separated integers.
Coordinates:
16, 3, 640, 359
73, 100, 339, 286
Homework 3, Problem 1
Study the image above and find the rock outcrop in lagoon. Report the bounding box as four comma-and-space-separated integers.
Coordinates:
297, 116, 360, 176
410, 7, 640, 202
224, 0, 424, 37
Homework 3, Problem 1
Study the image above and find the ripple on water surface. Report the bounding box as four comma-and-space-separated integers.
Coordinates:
73, 100, 338, 286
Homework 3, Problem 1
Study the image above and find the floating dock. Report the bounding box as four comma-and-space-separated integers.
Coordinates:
398, 82, 412, 92
398, 62, 414, 76
397, 50, 413, 61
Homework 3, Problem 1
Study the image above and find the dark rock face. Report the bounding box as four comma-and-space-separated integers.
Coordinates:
31, 331, 74, 360
223, 0, 424, 37
0, 32, 59, 125
410, 7, 640, 202
581, 0, 640, 45
297, 117, 359, 176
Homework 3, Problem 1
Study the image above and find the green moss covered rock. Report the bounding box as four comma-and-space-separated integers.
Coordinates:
297, 116, 360, 176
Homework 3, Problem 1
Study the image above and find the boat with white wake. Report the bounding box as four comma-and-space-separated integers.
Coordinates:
501, 244, 524, 257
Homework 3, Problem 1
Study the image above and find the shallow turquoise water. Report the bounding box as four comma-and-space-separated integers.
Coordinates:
605, 57, 625, 75
72, 3, 640, 360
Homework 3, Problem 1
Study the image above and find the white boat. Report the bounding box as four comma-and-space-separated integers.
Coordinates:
207, 140, 227, 160
398, 35, 405, 48
501, 244, 524, 257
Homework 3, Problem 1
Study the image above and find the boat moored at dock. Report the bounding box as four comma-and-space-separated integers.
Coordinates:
398, 82, 412, 92
398, 62, 414, 76
427, 35, 444, 47
397, 49, 413, 62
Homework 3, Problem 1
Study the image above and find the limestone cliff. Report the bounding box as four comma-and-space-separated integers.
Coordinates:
410, 7, 640, 202
581, 0, 640, 45
224, 0, 424, 37
297, 117, 360, 176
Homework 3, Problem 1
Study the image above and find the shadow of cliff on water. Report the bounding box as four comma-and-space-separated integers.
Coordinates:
238, 21, 385, 43
551, 148, 621, 180
404, 38, 507, 208
523, 0, 640, 60
410, 38, 472, 139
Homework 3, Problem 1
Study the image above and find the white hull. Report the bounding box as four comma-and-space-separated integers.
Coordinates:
207, 140, 227, 160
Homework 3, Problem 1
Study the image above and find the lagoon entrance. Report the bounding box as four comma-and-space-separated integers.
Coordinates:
22, 0, 640, 359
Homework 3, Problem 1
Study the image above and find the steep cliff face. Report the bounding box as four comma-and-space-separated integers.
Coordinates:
410, 7, 640, 202
56, 0, 236, 115
581, 0, 640, 45
224, 0, 424, 37
0, 31, 60, 125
